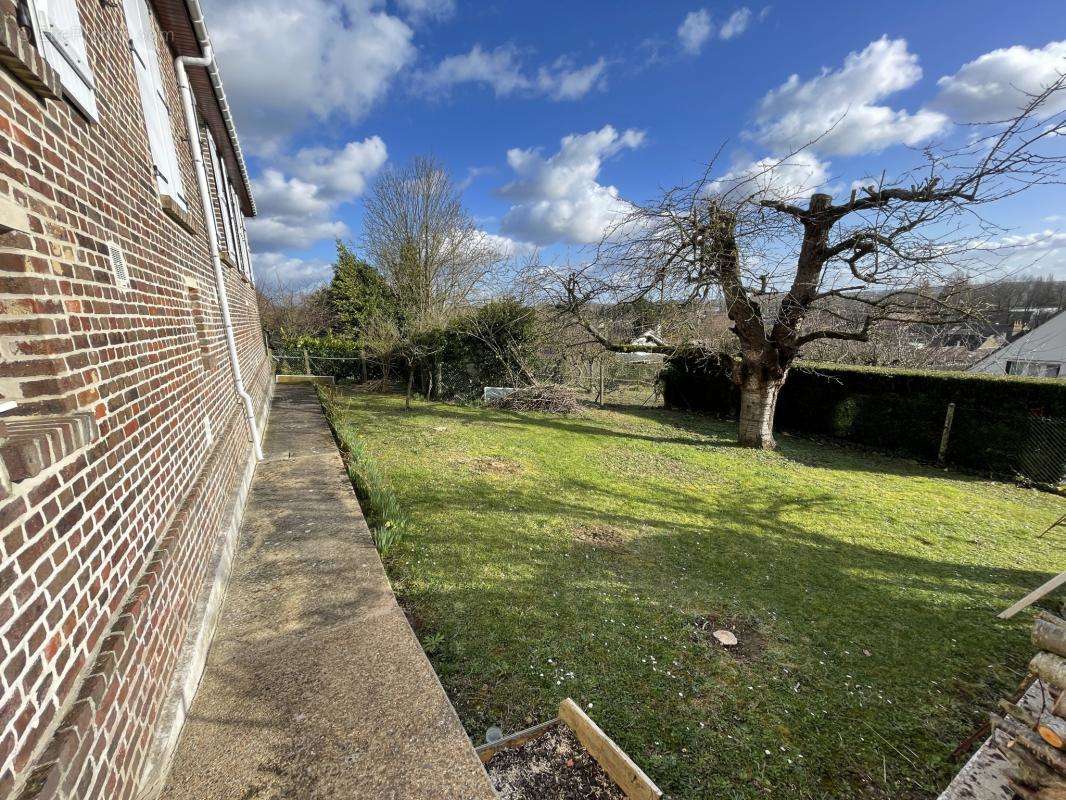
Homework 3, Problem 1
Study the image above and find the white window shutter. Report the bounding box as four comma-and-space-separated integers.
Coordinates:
31, 0, 98, 119
206, 130, 238, 254
122, 0, 186, 210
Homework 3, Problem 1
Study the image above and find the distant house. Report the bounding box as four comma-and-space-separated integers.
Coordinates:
969, 309, 1066, 377
614, 329, 668, 363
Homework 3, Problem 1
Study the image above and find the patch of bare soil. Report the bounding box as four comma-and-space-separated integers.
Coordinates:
692, 613, 765, 661
486, 723, 625, 800
572, 522, 627, 549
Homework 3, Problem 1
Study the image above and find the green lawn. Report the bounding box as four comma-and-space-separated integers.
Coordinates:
325, 389, 1064, 799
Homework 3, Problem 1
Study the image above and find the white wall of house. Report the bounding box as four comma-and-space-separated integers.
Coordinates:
969, 310, 1066, 377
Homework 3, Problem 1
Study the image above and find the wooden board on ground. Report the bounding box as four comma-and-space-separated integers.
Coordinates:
558, 698, 663, 800
476, 718, 560, 764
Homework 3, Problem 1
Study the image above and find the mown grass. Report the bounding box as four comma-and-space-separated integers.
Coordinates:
327, 389, 1065, 799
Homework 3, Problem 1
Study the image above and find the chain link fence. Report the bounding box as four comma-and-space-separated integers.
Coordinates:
944, 404, 1066, 487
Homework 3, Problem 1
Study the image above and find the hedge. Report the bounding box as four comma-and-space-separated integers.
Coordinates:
659, 350, 1066, 485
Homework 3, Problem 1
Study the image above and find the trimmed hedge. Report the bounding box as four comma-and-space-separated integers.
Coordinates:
660, 351, 1066, 485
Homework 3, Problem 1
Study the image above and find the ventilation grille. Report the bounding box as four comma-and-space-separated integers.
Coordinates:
204, 415, 213, 447
107, 241, 130, 290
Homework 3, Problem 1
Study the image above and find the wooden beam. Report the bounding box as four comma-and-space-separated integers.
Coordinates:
474, 718, 560, 764
999, 573, 1066, 620
558, 698, 663, 800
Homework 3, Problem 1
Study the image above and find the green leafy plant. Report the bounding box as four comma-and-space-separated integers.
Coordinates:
318, 387, 409, 557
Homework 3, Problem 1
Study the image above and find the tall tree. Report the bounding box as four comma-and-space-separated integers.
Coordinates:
552, 78, 1066, 448
362, 156, 505, 406
326, 241, 397, 338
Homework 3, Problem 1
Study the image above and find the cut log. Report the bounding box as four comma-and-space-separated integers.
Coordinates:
1001, 699, 1039, 728
1038, 714, 1066, 750
998, 734, 1064, 790
1032, 653, 1066, 692
993, 714, 1066, 773
1036, 619, 1066, 659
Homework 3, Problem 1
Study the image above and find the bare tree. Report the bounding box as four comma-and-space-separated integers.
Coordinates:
549, 78, 1066, 448
363, 155, 502, 327
362, 155, 506, 407
256, 280, 330, 344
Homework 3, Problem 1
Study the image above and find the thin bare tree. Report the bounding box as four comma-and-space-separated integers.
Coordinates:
546, 77, 1066, 448
362, 155, 506, 406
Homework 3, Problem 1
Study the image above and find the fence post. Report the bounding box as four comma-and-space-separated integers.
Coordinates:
597, 357, 605, 407
938, 402, 956, 464
303, 348, 311, 375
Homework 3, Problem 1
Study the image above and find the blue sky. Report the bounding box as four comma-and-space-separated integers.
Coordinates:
200, 0, 1066, 289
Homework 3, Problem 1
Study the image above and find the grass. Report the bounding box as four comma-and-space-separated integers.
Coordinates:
325, 388, 1065, 799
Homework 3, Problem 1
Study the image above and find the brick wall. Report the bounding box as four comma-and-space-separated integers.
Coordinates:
0, 1, 270, 798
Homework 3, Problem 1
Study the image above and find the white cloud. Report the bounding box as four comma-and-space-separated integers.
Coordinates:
934, 41, 1066, 123
395, 0, 455, 24
500, 125, 645, 246
985, 230, 1066, 277
417, 44, 529, 96
286, 137, 389, 202
719, 8, 752, 40
255, 253, 335, 290
246, 137, 387, 253
477, 231, 536, 259
750, 37, 949, 156
677, 9, 713, 55
416, 45, 607, 101
536, 57, 608, 101
247, 217, 349, 252
203, 0, 415, 153
706, 152, 830, 203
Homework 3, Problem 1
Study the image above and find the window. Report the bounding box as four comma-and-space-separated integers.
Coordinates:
1006, 360, 1062, 378
205, 129, 239, 256
24, 0, 98, 119
206, 129, 254, 283
122, 0, 187, 211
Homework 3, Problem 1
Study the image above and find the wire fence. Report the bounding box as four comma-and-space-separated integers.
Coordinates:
945, 404, 1066, 487
271, 349, 1066, 487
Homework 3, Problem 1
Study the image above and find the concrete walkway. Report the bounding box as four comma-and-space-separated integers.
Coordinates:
160, 384, 496, 800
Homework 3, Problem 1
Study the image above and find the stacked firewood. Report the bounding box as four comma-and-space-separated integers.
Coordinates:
992, 611, 1066, 799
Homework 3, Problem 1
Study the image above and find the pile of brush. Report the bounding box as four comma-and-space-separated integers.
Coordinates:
486, 384, 580, 414
991, 611, 1066, 799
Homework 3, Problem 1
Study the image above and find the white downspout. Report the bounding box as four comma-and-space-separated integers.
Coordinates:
175, 46, 263, 461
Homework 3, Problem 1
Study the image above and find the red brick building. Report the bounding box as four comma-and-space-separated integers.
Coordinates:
0, 0, 271, 797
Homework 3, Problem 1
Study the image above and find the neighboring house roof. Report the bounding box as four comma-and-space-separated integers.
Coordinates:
152, 0, 256, 216
969, 308, 1066, 374
631, 329, 668, 347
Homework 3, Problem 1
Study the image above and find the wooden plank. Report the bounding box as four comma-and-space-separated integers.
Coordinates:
998, 572, 1066, 619
475, 718, 559, 764
558, 698, 663, 800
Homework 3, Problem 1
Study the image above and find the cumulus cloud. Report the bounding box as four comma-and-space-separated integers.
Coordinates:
677, 10, 713, 55
750, 37, 949, 156
246, 137, 387, 253
416, 44, 607, 101
719, 8, 752, 40
254, 253, 335, 290
678, 7, 762, 54
499, 125, 645, 246
706, 152, 830, 202
203, 0, 414, 153
933, 41, 1066, 122
536, 57, 608, 101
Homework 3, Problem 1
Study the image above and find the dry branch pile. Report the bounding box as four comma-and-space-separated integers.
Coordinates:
486, 384, 580, 414
992, 611, 1066, 799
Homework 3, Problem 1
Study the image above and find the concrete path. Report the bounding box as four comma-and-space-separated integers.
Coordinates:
159, 384, 496, 800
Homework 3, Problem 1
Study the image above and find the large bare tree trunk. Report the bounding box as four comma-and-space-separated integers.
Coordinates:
738, 374, 784, 449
